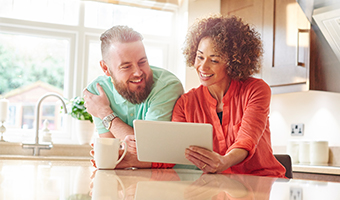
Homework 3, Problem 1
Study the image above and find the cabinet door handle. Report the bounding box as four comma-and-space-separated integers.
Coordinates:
297, 29, 310, 67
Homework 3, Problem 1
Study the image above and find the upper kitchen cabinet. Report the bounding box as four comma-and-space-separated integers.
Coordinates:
220, 0, 265, 36
221, 0, 311, 94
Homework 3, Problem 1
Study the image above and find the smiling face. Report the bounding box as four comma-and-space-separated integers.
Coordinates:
194, 37, 230, 91
100, 40, 153, 104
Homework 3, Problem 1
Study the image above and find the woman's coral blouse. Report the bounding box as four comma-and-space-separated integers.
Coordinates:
172, 77, 286, 178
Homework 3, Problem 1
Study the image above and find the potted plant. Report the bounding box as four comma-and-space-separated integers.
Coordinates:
67, 96, 93, 123
66, 96, 95, 145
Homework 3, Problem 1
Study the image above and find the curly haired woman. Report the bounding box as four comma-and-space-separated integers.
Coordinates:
172, 14, 286, 178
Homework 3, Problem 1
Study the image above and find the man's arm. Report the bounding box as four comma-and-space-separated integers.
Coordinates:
83, 83, 137, 153
83, 83, 134, 139
99, 132, 114, 138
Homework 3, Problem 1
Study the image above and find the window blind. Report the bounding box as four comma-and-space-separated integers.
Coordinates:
83, 0, 179, 11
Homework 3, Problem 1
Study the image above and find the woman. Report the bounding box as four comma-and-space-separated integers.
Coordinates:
172, 14, 286, 178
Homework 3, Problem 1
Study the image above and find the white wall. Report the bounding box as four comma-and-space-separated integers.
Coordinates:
270, 90, 340, 147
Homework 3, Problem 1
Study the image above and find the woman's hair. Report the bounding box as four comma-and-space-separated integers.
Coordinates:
100, 25, 143, 60
183, 14, 263, 80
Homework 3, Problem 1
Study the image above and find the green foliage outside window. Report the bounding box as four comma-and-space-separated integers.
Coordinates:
0, 40, 64, 95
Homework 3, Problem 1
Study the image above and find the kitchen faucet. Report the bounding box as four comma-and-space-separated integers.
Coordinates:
22, 93, 68, 156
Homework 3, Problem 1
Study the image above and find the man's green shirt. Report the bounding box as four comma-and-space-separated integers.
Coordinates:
87, 66, 184, 134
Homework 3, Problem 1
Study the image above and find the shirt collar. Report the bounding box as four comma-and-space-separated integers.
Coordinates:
202, 80, 236, 105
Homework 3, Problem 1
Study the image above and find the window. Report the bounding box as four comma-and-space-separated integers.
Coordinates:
0, 0, 79, 25
84, 1, 173, 36
22, 105, 35, 129
0, 0, 179, 144
0, 32, 70, 143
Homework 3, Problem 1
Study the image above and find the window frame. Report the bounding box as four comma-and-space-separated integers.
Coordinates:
0, 1, 182, 144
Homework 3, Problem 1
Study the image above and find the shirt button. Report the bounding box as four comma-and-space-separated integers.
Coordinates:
130, 113, 134, 116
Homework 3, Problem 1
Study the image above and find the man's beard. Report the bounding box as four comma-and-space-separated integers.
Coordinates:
111, 73, 154, 104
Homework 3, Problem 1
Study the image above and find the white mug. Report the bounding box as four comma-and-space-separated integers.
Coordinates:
94, 138, 127, 169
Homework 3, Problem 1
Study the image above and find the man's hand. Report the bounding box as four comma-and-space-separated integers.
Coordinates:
90, 143, 97, 168
83, 83, 112, 119
115, 150, 152, 169
124, 135, 137, 154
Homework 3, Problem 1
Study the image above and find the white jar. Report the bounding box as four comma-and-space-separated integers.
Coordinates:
287, 141, 300, 164
299, 141, 310, 164
310, 141, 329, 165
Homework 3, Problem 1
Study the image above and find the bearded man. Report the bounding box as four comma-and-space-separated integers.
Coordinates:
83, 25, 183, 169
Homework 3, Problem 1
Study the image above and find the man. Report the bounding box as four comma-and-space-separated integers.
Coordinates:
83, 25, 184, 169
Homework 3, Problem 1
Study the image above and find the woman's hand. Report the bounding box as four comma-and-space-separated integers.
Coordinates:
185, 146, 228, 173
185, 146, 248, 173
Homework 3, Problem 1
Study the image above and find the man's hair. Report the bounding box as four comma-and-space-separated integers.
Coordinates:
100, 25, 143, 60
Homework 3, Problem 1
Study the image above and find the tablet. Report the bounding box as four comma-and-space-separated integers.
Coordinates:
133, 120, 213, 165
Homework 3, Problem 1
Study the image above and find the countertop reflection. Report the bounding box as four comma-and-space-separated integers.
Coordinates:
91, 169, 275, 200
1, 160, 340, 199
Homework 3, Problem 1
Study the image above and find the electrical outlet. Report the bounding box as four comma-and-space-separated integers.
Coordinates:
291, 123, 304, 136
290, 187, 302, 200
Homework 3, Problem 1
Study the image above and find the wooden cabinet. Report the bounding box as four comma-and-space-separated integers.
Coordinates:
220, 0, 264, 36
221, 0, 311, 94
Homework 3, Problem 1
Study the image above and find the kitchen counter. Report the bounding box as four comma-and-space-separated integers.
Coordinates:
1, 160, 340, 199
293, 164, 340, 175
292, 164, 340, 183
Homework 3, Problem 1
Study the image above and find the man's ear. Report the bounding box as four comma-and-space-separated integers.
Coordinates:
100, 60, 111, 76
